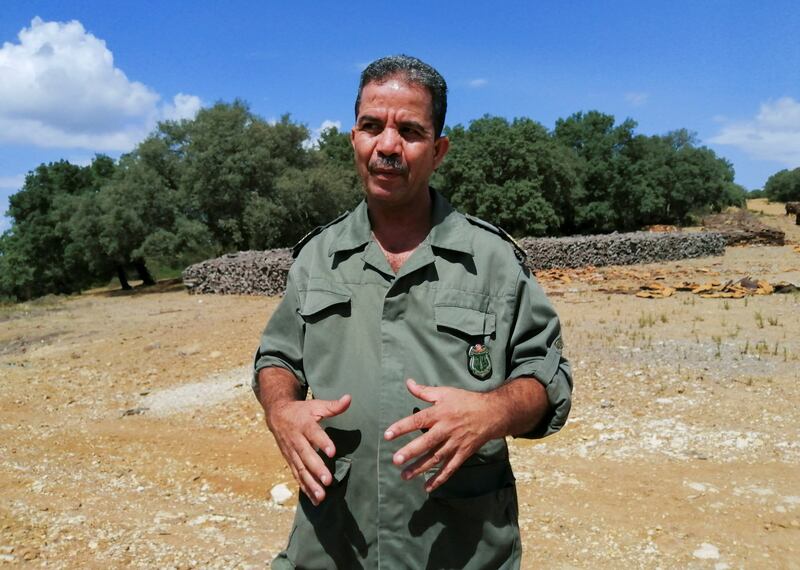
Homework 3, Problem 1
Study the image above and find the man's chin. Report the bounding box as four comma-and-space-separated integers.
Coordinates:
364, 179, 407, 199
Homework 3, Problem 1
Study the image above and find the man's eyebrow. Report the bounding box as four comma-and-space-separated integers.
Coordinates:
356, 114, 383, 125
398, 119, 429, 133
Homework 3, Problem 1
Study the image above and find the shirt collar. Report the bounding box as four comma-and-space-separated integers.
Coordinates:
327, 188, 474, 257
427, 189, 474, 256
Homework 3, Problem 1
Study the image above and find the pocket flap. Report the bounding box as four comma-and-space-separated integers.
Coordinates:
300, 288, 351, 317
435, 305, 496, 336
333, 457, 351, 483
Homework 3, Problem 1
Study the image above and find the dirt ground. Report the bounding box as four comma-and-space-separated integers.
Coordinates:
2, 200, 799, 569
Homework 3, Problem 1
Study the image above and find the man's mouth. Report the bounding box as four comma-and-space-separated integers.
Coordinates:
370, 168, 404, 176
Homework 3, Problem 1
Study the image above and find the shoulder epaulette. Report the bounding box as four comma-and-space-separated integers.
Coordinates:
465, 214, 527, 263
292, 210, 350, 258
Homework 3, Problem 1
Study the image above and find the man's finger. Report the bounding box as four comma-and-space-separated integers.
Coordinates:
392, 428, 442, 466
423, 450, 470, 493
295, 437, 334, 487
286, 448, 320, 504
312, 394, 352, 420
400, 442, 452, 481
297, 464, 326, 505
306, 424, 337, 458
289, 446, 328, 505
405, 378, 438, 403
384, 405, 433, 441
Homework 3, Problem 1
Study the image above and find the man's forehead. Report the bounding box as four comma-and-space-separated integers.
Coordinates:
356, 77, 433, 118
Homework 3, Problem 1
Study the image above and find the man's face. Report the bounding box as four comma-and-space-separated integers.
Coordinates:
351, 77, 449, 208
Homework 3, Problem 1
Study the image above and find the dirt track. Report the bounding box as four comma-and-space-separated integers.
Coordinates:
1, 201, 799, 568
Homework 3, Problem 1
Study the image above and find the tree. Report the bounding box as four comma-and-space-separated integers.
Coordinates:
619, 131, 745, 227
0, 157, 114, 300
180, 102, 310, 252
435, 116, 580, 236
554, 111, 637, 233
317, 125, 355, 169
555, 116, 743, 231
764, 167, 800, 202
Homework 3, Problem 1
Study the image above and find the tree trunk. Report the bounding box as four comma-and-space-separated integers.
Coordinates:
134, 260, 156, 286
117, 266, 132, 290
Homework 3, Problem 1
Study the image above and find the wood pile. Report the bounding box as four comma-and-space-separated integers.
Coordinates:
518, 231, 726, 270
184, 231, 728, 295
182, 249, 292, 296
701, 210, 785, 246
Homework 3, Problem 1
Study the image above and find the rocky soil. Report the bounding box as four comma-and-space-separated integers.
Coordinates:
1, 200, 799, 569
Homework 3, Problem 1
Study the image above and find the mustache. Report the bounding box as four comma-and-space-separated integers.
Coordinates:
368, 156, 407, 174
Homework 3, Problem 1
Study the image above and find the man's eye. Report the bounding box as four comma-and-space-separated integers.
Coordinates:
400, 127, 423, 139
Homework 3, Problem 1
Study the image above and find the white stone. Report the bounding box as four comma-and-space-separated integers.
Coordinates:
271, 483, 293, 505
693, 543, 720, 560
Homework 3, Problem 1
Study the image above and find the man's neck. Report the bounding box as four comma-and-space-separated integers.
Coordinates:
367, 190, 432, 254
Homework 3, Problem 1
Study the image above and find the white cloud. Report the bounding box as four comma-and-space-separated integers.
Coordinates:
710, 97, 800, 166
304, 119, 342, 149
162, 93, 202, 122
624, 92, 649, 106
468, 78, 488, 88
0, 17, 201, 151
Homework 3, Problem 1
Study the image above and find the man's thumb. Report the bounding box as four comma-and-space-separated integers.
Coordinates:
322, 394, 352, 417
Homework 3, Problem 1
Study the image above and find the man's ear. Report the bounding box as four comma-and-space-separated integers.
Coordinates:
433, 136, 450, 169
350, 126, 357, 148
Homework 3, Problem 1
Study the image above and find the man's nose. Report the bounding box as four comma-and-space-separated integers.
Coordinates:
376, 127, 401, 156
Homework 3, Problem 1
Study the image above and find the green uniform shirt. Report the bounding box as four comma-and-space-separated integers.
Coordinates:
254, 190, 572, 569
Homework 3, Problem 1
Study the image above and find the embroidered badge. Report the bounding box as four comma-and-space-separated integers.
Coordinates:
468, 344, 492, 380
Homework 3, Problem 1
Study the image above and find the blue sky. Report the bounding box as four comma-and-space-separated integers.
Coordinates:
1, 1, 799, 233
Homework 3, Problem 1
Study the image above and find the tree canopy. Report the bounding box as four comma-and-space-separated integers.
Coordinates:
1, 102, 749, 301
764, 167, 800, 203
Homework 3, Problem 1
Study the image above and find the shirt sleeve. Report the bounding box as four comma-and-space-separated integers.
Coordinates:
252, 266, 307, 397
506, 266, 573, 438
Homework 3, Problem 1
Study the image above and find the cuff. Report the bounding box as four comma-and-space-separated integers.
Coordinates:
251, 350, 306, 398
508, 347, 572, 439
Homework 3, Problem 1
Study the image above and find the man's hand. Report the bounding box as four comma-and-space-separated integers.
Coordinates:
383, 379, 502, 493
266, 395, 351, 505
257, 367, 351, 506
383, 378, 548, 493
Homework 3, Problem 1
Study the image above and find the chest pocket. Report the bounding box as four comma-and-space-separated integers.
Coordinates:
434, 288, 496, 340
299, 282, 351, 323
433, 290, 498, 383
434, 305, 496, 338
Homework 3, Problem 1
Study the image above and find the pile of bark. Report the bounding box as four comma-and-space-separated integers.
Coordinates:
182, 249, 292, 295
518, 231, 726, 271
183, 231, 727, 294
702, 210, 785, 246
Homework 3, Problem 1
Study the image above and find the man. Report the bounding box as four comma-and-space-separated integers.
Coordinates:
254, 55, 572, 569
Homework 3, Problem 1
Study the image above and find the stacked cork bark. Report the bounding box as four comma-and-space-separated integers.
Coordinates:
518, 231, 726, 270
182, 249, 293, 295
183, 231, 727, 294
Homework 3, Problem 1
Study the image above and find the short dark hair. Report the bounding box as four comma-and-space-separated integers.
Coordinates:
355, 55, 448, 139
